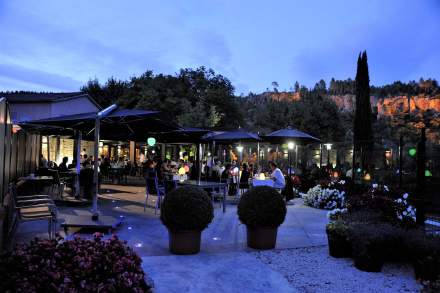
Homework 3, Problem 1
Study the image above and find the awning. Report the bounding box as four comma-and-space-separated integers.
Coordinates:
19, 108, 181, 140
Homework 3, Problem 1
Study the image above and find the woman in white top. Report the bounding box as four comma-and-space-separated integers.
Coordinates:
269, 161, 286, 189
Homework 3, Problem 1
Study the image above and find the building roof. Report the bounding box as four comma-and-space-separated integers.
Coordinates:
0, 92, 101, 108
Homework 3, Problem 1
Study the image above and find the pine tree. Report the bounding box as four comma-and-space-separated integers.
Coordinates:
353, 51, 373, 170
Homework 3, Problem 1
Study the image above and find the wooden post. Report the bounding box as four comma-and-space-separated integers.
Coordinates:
55, 136, 61, 164
129, 141, 135, 163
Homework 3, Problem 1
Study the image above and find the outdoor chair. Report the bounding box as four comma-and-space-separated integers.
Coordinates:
47, 169, 65, 199
210, 176, 228, 209
6, 182, 57, 240
145, 174, 165, 215
100, 165, 110, 182
163, 178, 177, 194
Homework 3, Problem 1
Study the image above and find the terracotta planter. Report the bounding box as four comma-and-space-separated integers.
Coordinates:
246, 226, 278, 250
327, 233, 352, 258
168, 230, 201, 255
354, 255, 384, 272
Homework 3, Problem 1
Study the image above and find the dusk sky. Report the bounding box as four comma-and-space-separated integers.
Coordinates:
0, 0, 439, 95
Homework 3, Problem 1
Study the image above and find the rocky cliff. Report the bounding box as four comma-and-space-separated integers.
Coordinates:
264, 92, 440, 116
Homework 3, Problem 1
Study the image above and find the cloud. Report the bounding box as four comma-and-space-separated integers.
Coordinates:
0, 63, 83, 91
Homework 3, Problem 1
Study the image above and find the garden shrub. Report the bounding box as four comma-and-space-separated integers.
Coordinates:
160, 186, 214, 231
0, 234, 152, 293
407, 234, 440, 281
238, 186, 286, 228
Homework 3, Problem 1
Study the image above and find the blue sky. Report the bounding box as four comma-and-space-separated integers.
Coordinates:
0, 0, 439, 95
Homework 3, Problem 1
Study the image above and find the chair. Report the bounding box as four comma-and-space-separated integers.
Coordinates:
145, 174, 165, 214
7, 182, 57, 240
163, 178, 177, 194
47, 169, 65, 199
210, 175, 228, 209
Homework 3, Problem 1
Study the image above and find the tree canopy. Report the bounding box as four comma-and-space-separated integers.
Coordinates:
81, 67, 243, 129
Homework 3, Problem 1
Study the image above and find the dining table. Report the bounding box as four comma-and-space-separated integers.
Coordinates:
177, 180, 228, 213
251, 178, 274, 187
18, 175, 54, 194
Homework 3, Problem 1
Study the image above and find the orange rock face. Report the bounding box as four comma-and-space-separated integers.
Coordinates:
377, 95, 440, 116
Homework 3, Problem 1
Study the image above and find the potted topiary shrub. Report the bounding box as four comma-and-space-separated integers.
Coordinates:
409, 235, 440, 281
160, 186, 214, 255
350, 223, 394, 272
326, 220, 352, 258
238, 186, 287, 249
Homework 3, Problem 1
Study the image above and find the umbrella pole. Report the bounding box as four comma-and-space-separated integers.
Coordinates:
257, 142, 260, 170
92, 116, 100, 215
197, 143, 202, 183
75, 131, 82, 197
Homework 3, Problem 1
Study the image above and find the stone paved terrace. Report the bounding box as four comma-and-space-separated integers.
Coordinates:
14, 184, 329, 255
13, 184, 331, 292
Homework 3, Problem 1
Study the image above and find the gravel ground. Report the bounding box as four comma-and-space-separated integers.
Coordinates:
254, 246, 422, 293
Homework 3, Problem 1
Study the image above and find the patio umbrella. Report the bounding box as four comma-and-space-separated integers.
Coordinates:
154, 127, 213, 183
262, 126, 320, 174
203, 129, 261, 164
21, 105, 181, 216
156, 127, 212, 143
262, 126, 320, 144
203, 129, 261, 142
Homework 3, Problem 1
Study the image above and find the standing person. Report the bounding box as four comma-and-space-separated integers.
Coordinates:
269, 161, 285, 189
239, 163, 250, 192
40, 154, 48, 168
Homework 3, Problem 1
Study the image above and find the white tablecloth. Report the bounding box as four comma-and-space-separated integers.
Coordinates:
252, 179, 274, 187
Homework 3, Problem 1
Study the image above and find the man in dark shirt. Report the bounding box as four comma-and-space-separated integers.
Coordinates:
58, 157, 69, 172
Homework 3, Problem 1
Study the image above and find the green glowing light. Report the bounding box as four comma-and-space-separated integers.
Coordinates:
408, 148, 417, 157
147, 137, 156, 146
425, 170, 432, 177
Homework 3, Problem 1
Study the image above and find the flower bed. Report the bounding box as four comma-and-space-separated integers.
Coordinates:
0, 234, 153, 292
302, 180, 346, 210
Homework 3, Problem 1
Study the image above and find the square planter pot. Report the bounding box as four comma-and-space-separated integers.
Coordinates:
246, 226, 278, 250
168, 230, 201, 255
327, 233, 352, 258
354, 255, 384, 272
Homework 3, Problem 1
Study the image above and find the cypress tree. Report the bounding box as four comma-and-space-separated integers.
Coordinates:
353, 51, 373, 170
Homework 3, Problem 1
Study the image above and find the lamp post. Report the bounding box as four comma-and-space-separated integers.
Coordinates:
236, 145, 243, 163
324, 143, 332, 167
288, 141, 294, 175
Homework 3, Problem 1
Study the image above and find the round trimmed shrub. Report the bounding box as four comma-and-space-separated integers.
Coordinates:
238, 186, 287, 228
160, 186, 214, 231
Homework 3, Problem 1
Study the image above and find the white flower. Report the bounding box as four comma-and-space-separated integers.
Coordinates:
403, 211, 408, 216
384, 185, 389, 192
397, 198, 403, 203
372, 183, 378, 189
403, 193, 409, 199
